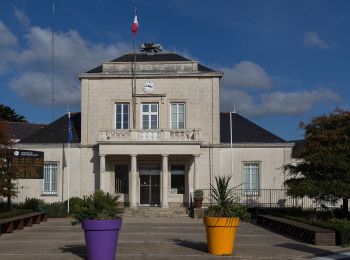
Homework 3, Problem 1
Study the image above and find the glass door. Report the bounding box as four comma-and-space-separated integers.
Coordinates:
139, 165, 160, 206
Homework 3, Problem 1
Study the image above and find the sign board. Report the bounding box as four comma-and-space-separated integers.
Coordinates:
11, 150, 44, 179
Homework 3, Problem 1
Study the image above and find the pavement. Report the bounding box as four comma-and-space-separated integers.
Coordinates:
0, 217, 349, 260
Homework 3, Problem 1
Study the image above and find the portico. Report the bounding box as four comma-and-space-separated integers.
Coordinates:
98, 143, 201, 208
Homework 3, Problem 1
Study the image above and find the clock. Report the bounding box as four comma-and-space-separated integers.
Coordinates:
143, 80, 155, 93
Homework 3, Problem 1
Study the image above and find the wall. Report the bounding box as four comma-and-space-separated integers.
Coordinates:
81, 76, 220, 146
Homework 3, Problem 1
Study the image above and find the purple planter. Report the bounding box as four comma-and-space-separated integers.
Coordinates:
81, 219, 122, 260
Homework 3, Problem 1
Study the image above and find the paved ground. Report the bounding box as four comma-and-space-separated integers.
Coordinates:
0, 217, 349, 260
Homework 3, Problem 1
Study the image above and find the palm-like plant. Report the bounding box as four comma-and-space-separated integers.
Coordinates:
72, 190, 124, 224
205, 176, 250, 221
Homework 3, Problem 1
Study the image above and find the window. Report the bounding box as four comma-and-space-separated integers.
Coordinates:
43, 163, 58, 195
116, 103, 129, 129
115, 165, 128, 194
171, 165, 185, 194
141, 103, 158, 129
171, 103, 185, 129
243, 162, 260, 194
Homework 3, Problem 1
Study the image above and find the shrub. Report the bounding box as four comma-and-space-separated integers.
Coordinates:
0, 209, 33, 219
269, 208, 350, 246
43, 202, 69, 218
64, 197, 84, 214
318, 219, 350, 246
22, 197, 45, 211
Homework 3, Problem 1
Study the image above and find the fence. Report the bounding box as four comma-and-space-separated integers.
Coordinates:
202, 189, 318, 209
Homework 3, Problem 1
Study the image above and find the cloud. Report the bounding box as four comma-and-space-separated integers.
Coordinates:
220, 87, 340, 116
221, 61, 272, 89
0, 21, 18, 73
13, 5, 31, 29
10, 72, 80, 106
0, 21, 18, 48
303, 31, 332, 50
0, 15, 130, 107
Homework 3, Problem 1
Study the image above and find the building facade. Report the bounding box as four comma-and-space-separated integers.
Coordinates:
15, 53, 294, 207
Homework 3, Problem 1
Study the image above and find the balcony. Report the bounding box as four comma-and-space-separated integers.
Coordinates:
98, 129, 202, 143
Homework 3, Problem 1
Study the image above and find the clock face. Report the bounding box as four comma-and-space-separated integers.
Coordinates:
143, 81, 155, 93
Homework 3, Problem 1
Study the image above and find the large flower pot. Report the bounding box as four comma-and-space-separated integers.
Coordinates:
82, 219, 122, 260
203, 216, 239, 256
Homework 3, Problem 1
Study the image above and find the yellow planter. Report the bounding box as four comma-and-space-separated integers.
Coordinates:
203, 216, 240, 256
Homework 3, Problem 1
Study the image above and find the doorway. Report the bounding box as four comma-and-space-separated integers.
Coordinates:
139, 165, 160, 206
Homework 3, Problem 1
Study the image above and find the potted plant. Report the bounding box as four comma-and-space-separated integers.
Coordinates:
72, 190, 124, 260
193, 189, 204, 208
203, 176, 250, 256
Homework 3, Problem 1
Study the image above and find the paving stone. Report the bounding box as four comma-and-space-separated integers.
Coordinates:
0, 217, 348, 260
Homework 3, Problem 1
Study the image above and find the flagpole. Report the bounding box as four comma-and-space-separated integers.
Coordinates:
132, 7, 137, 129
51, 3, 55, 121
67, 109, 71, 214
230, 111, 233, 180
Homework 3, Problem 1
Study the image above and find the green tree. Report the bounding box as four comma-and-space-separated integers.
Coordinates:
0, 104, 27, 122
0, 123, 17, 209
284, 110, 350, 219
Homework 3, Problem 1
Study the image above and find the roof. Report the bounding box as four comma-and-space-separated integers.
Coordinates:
19, 113, 81, 144
220, 113, 286, 143
86, 52, 216, 73
0, 121, 46, 141
18, 112, 286, 145
111, 53, 191, 62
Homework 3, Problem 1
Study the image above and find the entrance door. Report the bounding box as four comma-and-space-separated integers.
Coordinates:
139, 166, 160, 206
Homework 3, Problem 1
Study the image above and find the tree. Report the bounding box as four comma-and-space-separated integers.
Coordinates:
0, 122, 17, 209
284, 110, 350, 219
0, 104, 27, 122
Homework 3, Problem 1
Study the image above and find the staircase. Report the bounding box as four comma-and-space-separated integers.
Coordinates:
122, 207, 189, 218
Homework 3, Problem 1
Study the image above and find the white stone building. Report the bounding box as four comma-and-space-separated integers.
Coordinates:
15, 52, 294, 207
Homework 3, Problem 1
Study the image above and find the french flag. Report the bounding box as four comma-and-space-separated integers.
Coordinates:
132, 14, 138, 35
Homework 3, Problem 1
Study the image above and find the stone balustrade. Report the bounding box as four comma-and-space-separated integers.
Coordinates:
99, 129, 201, 142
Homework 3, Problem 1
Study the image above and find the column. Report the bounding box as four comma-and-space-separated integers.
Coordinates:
99, 154, 106, 191
193, 154, 200, 191
161, 154, 169, 208
130, 154, 137, 207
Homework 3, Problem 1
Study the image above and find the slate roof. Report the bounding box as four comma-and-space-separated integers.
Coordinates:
19, 113, 81, 144
220, 113, 286, 143
18, 112, 286, 144
111, 53, 190, 62
0, 121, 46, 141
86, 53, 216, 73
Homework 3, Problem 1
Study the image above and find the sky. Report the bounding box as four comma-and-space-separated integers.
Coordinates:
0, 0, 349, 141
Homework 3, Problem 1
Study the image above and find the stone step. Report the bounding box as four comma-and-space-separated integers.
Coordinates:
122, 207, 189, 218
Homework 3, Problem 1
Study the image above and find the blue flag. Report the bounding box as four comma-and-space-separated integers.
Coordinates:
68, 111, 73, 143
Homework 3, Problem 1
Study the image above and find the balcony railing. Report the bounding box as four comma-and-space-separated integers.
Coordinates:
99, 129, 201, 142
200, 189, 318, 209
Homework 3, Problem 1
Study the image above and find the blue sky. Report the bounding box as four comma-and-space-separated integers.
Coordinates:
0, 0, 349, 141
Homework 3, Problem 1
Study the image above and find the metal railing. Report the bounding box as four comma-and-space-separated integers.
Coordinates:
99, 129, 201, 142
202, 189, 317, 209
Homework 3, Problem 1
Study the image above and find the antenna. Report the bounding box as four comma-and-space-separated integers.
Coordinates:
51, 2, 55, 121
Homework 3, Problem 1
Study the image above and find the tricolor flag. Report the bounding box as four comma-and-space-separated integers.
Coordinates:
132, 14, 138, 35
